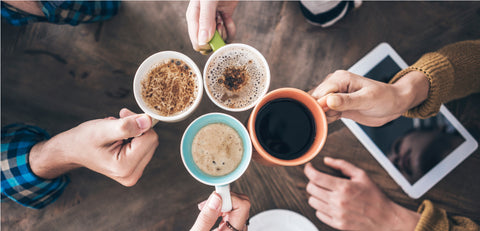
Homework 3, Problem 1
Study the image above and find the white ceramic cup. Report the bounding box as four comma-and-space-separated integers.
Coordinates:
203, 43, 270, 112
133, 51, 203, 123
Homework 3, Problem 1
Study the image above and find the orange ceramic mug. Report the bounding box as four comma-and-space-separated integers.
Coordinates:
247, 88, 328, 166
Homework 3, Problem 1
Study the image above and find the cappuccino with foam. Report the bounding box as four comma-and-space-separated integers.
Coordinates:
205, 45, 269, 110
192, 123, 243, 176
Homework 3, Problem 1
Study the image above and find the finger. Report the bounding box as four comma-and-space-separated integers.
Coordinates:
230, 192, 249, 201
120, 108, 156, 128
316, 96, 330, 112
119, 108, 136, 118
226, 194, 251, 230
186, 0, 201, 51
304, 163, 346, 191
95, 114, 152, 143
308, 196, 330, 215
217, 22, 227, 41
310, 82, 339, 100
215, 12, 227, 41
306, 182, 331, 203
315, 211, 336, 230
325, 110, 342, 123
200, 50, 211, 55
324, 157, 364, 179
326, 91, 368, 112
222, 14, 236, 42
120, 130, 158, 186
341, 111, 400, 127
191, 192, 223, 231
198, 0, 218, 45
111, 129, 158, 186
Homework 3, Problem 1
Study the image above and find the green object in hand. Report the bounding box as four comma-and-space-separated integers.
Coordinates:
209, 30, 226, 52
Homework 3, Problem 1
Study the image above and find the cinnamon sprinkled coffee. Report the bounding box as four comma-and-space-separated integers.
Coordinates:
141, 59, 197, 116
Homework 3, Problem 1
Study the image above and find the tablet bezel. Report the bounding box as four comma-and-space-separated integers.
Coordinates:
342, 42, 478, 199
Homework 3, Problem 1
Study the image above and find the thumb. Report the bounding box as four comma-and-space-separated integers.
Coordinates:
323, 157, 363, 179
326, 91, 366, 111
191, 192, 222, 231
198, 0, 218, 45
100, 114, 152, 142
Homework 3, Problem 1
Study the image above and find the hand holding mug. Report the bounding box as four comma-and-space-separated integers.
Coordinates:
29, 108, 159, 187
304, 157, 420, 231
191, 192, 250, 231
186, 0, 238, 54
308, 70, 429, 126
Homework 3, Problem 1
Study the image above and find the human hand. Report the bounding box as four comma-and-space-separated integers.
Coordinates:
191, 192, 250, 231
3, 1, 44, 16
308, 70, 429, 126
304, 157, 420, 231
186, 0, 238, 54
29, 108, 159, 186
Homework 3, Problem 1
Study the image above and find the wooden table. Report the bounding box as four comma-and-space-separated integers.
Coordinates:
2, 1, 479, 230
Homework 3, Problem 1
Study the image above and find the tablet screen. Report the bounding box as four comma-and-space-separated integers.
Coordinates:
358, 56, 466, 184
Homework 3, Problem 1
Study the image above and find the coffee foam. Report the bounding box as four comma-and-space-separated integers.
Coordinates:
206, 47, 267, 109
192, 123, 244, 176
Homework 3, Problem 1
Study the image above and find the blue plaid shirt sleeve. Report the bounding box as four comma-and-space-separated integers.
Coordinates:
1, 1, 120, 26
1, 124, 69, 209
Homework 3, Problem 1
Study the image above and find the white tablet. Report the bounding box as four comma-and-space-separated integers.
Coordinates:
342, 43, 478, 199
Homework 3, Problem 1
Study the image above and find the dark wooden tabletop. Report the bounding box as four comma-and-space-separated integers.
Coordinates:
2, 1, 480, 230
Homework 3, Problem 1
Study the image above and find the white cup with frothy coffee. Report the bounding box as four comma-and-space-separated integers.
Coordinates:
204, 43, 270, 112
133, 51, 203, 123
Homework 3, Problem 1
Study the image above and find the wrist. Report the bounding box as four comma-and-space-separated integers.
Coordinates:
391, 71, 429, 114
390, 202, 420, 231
29, 134, 80, 179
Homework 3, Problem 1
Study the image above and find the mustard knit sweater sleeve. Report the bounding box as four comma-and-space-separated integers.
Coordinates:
389, 40, 480, 230
415, 200, 478, 231
389, 40, 480, 118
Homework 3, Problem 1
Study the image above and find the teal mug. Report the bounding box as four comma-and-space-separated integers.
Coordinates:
180, 113, 252, 212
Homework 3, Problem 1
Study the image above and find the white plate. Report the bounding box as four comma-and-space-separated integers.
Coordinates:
248, 209, 319, 231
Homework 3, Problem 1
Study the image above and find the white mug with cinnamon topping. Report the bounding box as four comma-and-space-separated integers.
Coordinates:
204, 32, 271, 112
133, 51, 203, 123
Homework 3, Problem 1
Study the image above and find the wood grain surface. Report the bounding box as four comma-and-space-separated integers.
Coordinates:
2, 1, 480, 230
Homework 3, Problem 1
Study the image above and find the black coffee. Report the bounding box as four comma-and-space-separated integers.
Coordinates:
255, 98, 316, 160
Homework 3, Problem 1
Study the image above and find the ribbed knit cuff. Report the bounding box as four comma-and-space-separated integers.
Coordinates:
415, 200, 448, 231
389, 52, 454, 119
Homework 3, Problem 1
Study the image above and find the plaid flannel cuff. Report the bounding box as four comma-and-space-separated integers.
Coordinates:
1, 1, 120, 26
1, 124, 69, 209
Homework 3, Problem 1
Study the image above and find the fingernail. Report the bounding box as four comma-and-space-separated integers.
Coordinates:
135, 115, 150, 130
198, 30, 209, 45
206, 193, 222, 210
324, 156, 333, 163
328, 95, 342, 107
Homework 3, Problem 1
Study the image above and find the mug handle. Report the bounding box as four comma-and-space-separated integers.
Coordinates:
209, 30, 226, 52
151, 118, 159, 127
215, 184, 232, 212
